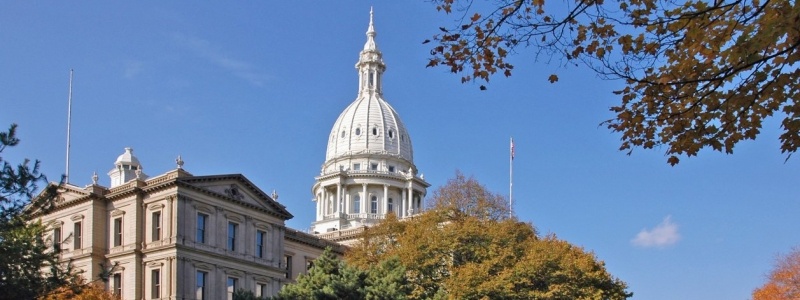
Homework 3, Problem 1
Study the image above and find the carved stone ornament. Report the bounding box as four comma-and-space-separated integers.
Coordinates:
225, 184, 244, 201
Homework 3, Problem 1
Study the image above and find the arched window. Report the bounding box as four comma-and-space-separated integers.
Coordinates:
341, 130, 345, 138
353, 195, 361, 214
388, 129, 394, 139
370, 196, 378, 214
355, 127, 361, 136
372, 127, 378, 136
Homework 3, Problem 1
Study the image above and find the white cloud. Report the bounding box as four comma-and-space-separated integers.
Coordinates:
631, 215, 681, 248
172, 32, 270, 87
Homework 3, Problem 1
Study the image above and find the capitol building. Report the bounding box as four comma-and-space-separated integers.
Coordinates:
33, 10, 428, 299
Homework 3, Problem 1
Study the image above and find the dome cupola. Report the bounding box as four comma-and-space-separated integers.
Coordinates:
324, 8, 413, 166
312, 9, 429, 244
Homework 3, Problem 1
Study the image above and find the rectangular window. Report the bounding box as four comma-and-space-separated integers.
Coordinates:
227, 277, 238, 300
113, 273, 122, 297
371, 163, 378, 171
196, 213, 207, 243
227, 222, 237, 251
113, 217, 123, 247
388, 198, 394, 212
256, 230, 266, 258
196, 271, 206, 300
257, 283, 267, 298
151, 269, 161, 299
370, 196, 378, 214
353, 163, 360, 171
73, 222, 82, 250
284, 255, 293, 279
388, 165, 395, 172
53, 227, 61, 251
306, 259, 314, 271
152, 211, 162, 241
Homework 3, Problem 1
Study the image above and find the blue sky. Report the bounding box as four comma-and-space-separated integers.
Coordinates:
2, 2, 797, 299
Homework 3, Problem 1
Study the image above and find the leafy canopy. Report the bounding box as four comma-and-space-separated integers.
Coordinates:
752, 247, 800, 300
346, 172, 631, 300
428, 0, 800, 164
275, 247, 409, 300
0, 124, 76, 300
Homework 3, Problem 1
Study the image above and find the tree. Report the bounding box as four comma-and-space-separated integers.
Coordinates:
38, 279, 117, 300
752, 247, 800, 300
427, 0, 800, 164
275, 248, 409, 300
276, 247, 366, 300
0, 123, 75, 299
347, 172, 631, 300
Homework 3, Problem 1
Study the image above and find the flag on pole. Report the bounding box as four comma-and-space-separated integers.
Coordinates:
510, 137, 515, 160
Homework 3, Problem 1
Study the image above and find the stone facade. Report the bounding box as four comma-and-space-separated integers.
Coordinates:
35, 165, 343, 299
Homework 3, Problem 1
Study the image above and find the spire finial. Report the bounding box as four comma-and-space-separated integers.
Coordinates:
364, 8, 377, 51
176, 155, 184, 169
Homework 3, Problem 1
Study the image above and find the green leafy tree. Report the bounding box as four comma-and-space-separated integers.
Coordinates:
427, 0, 800, 164
275, 248, 409, 300
233, 288, 268, 300
347, 172, 631, 300
0, 123, 75, 300
276, 248, 367, 300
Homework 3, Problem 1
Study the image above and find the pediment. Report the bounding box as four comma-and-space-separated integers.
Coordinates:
177, 174, 292, 220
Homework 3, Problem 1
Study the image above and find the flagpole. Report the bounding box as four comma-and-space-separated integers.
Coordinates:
65, 69, 73, 184
509, 137, 514, 218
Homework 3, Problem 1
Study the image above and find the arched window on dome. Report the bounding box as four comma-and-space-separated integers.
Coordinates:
370, 196, 378, 214
372, 127, 378, 136
353, 195, 361, 214
369, 70, 375, 87
355, 127, 361, 136
388, 129, 394, 139
341, 130, 346, 138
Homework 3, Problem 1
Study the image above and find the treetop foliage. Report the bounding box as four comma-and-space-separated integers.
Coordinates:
752, 247, 800, 300
0, 123, 75, 300
428, 0, 800, 164
346, 172, 631, 299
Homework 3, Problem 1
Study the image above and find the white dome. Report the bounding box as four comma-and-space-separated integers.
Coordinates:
325, 94, 413, 163
115, 147, 141, 166
323, 9, 414, 165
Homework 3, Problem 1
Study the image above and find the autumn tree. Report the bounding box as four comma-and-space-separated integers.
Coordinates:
347, 172, 631, 300
752, 247, 800, 300
0, 123, 76, 299
38, 279, 117, 300
427, 0, 800, 164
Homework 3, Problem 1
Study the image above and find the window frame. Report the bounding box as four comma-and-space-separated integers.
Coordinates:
73, 222, 82, 250
151, 269, 161, 299
256, 230, 266, 258
227, 221, 238, 251
196, 271, 207, 300
196, 213, 208, 244
152, 211, 162, 242
113, 217, 123, 247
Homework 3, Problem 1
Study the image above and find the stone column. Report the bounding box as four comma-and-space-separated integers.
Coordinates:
361, 184, 368, 215
400, 188, 407, 218
336, 184, 342, 214
383, 184, 389, 215
407, 182, 414, 216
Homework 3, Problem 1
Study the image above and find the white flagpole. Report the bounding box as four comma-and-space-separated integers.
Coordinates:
509, 137, 514, 218
65, 69, 74, 184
